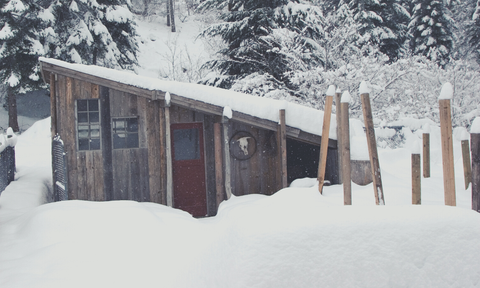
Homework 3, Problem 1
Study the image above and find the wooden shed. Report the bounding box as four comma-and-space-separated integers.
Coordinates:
39, 57, 339, 217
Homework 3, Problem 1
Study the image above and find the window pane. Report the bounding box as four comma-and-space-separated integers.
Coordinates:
126, 133, 139, 148
78, 125, 89, 138
127, 118, 138, 132
90, 139, 100, 150
90, 112, 99, 123
113, 134, 126, 149
90, 125, 100, 137
78, 112, 88, 123
77, 100, 88, 112
88, 99, 99, 111
173, 128, 200, 160
79, 138, 89, 150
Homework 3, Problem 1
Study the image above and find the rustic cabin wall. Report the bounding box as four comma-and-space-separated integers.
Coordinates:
109, 89, 150, 202
229, 122, 278, 196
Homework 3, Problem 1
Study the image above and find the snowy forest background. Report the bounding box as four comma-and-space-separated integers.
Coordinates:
1, 0, 480, 134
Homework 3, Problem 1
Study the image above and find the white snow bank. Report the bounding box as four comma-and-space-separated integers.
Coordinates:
39, 57, 337, 139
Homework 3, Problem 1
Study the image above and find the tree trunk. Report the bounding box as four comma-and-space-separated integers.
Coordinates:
7, 86, 19, 132
169, 0, 176, 32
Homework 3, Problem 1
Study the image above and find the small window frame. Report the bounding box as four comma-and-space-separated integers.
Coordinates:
75, 99, 101, 151
111, 117, 140, 150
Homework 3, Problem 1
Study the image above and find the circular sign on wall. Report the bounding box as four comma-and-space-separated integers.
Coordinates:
230, 131, 257, 160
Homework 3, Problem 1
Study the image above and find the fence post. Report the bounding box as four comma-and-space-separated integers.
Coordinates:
318, 85, 335, 193
340, 91, 352, 205
412, 142, 421, 204
471, 117, 480, 212
360, 81, 385, 205
279, 109, 288, 189
335, 88, 343, 184
423, 132, 430, 178
438, 82, 456, 206
461, 138, 472, 190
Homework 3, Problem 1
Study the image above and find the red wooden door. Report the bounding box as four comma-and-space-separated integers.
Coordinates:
171, 123, 207, 217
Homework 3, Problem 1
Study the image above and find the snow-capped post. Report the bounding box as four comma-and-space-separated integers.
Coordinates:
359, 81, 385, 205
317, 85, 335, 193
412, 141, 421, 205
214, 122, 224, 207
335, 87, 343, 184
223, 106, 233, 199
470, 117, 480, 212
423, 124, 430, 178
0, 128, 16, 193
340, 91, 352, 205
460, 130, 472, 190
438, 82, 456, 206
279, 109, 287, 189
165, 92, 173, 207
50, 73, 57, 138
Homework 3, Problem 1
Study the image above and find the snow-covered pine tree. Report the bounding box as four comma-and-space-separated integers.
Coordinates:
341, 0, 409, 61
466, 0, 480, 64
44, 0, 138, 70
199, 0, 325, 96
0, 0, 47, 131
408, 0, 454, 66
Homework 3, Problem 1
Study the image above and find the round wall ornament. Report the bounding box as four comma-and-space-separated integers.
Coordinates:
230, 131, 257, 160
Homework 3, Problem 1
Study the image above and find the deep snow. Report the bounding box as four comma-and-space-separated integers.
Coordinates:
0, 15, 479, 288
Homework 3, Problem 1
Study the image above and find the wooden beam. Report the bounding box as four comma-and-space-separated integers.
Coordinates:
361, 93, 385, 205
318, 95, 334, 193
50, 74, 57, 137
214, 122, 224, 207
279, 109, 287, 189
462, 139, 472, 190
439, 99, 456, 206
340, 101, 351, 205
423, 133, 430, 178
412, 153, 421, 205
471, 133, 480, 212
335, 91, 343, 184
165, 105, 173, 207
223, 117, 232, 199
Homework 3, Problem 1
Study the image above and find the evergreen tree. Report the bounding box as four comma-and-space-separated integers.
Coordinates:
200, 0, 325, 94
409, 0, 454, 66
466, 0, 480, 64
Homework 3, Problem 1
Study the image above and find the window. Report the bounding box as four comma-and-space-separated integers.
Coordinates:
173, 128, 200, 160
112, 117, 139, 149
76, 99, 100, 151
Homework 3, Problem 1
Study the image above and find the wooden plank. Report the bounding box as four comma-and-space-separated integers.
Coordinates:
65, 76, 79, 200
93, 150, 105, 200
423, 133, 430, 178
76, 152, 87, 200
50, 74, 57, 137
279, 109, 287, 189
158, 105, 167, 204
340, 102, 352, 205
137, 97, 147, 149
165, 106, 173, 206
361, 93, 385, 205
146, 99, 162, 203
462, 139, 472, 190
439, 99, 456, 206
214, 122, 224, 207
100, 87, 113, 201
412, 153, 421, 205
335, 91, 343, 184
204, 115, 217, 215
223, 117, 232, 198
317, 95, 333, 193
471, 133, 480, 212
85, 151, 95, 200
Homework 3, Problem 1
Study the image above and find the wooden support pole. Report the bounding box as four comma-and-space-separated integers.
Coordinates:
361, 92, 385, 205
214, 122, 224, 207
165, 105, 173, 207
462, 139, 472, 190
412, 153, 421, 205
471, 133, 480, 212
340, 95, 351, 205
439, 98, 456, 206
423, 133, 430, 178
335, 90, 343, 184
223, 116, 232, 199
279, 109, 287, 189
318, 93, 334, 193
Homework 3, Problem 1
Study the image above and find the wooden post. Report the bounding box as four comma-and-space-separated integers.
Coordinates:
317, 87, 335, 193
279, 109, 287, 189
462, 139, 472, 190
471, 132, 480, 212
340, 91, 351, 205
223, 116, 232, 199
360, 87, 385, 205
165, 103, 173, 207
335, 90, 343, 184
214, 122, 224, 207
439, 97, 456, 206
412, 153, 421, 205
50, 74, 57, 137
423, 133, 430, 178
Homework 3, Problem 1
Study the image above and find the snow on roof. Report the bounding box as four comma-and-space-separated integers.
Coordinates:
39, 57, 336, 139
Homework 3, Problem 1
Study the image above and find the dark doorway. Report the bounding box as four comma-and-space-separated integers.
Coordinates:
287, 138, 339, 185
171, 123, 207, 217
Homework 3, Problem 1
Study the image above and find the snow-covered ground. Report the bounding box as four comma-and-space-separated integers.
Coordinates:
0, 16, 479, 288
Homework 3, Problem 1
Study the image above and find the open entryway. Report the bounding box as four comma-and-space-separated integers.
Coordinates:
171, 123, 207, 217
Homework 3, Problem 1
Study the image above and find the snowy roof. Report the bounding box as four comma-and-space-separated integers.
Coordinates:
39, 57, 336, 141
